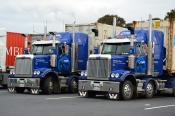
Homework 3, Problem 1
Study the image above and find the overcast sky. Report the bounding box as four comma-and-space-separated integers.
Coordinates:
0, 0, 174, 33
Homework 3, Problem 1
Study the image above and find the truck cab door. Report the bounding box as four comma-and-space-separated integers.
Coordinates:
135, 43, 147, 74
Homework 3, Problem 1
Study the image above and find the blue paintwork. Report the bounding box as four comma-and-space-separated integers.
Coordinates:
119, 29, 164, 76
135, 56, 147, 73
57, 54, 71, 74
111, 55, 129, 71
32, 32, 89, 80
33, 55, 50, 70
55, 32, 89, 71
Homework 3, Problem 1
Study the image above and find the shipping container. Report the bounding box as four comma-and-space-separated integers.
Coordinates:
0, 28, 30, 87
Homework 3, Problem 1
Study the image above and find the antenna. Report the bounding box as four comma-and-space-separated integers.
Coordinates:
44, 20, 47, 40
33, 24, 35, 33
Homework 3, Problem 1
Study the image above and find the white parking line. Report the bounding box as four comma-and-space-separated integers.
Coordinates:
46, 96, 81, 100
144, 105, 175, 110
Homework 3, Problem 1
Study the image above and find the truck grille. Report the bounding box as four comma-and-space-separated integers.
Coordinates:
87, 58, 111, 80
15, 58, 32, 75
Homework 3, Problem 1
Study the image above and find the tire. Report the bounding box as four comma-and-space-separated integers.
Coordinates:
86, 91, 96, 98
173, 88, 175, 97
42, 76, 54, 94
121, 80, 134, 100
145, 81, 155, 98
70, 79, 78, 93
15, 87, 25, 93
2, 84, 7, 89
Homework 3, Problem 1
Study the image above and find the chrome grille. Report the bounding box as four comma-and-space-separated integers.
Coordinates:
87, 58, 111, 80
15, 58, 32, 75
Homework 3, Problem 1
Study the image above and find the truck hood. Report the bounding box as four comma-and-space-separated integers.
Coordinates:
111, 55, 128, 71
16, 54, 50, 70
33, 55, 50, 70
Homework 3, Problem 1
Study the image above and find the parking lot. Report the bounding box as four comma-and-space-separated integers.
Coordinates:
0, 88, 175, 116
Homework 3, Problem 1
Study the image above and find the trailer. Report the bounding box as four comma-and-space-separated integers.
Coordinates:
8, 32, 94, 94
78, 15, 175, 100
0, 28, 30, 87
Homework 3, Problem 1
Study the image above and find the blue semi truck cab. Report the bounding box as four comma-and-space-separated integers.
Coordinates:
8, 32, 90, 94
79, 28, 175, 100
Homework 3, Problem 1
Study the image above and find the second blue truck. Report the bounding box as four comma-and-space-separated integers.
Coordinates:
8, 32, 91, 94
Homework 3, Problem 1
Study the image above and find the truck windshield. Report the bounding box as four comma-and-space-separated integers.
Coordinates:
102, 43, 130, 55
32, 44, 53, 55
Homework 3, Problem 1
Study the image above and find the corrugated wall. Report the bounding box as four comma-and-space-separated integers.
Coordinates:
6, 32, 25, 67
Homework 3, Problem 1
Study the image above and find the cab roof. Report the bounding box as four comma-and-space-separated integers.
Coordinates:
102, 38, 131, 44
32, 40, 60, 45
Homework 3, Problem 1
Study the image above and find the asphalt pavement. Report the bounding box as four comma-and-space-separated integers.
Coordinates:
0, 88, 175, 116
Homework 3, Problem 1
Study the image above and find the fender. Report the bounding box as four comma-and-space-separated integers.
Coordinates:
142, 77, 157, 89
120, 72, 136, 82
67, 75, 79, 83
39, 68, 58, 78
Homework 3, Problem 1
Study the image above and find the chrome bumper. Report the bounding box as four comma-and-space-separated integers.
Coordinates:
79, 80, 120, 93
8, 78, 40, 88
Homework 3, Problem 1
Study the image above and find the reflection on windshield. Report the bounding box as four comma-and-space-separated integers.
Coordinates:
102, 43, 130, 55
32, 44, 53, 55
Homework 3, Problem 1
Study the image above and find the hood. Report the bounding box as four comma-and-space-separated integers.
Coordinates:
111, 55, 128, 71
33, 55, 50, 70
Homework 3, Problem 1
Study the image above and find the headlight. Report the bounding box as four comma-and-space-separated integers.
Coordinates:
34, 71, 37, 75
36, 71, 40, 75
80, 72, 84, 76
115, 73, 120, 78
111, 73, 115, 78
111, 73, 120, 78
34, 71, 40, 75
80, 71, 87, 76
84, 72, 87, 76
10, 70, 15, 75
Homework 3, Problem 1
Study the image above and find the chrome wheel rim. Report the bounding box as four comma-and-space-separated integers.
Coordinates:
49, 81, 53, 90
146, 83, 153, 95
124, 84, 131, 97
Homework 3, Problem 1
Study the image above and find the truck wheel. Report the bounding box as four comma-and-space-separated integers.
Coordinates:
145, 81, 154, 98
42, 76, 54, 94
15, 87, 25, 93
2, 85, 7, 89
87, 91, 96, 97
173, 88, 175, 97
70, 79, 78, 93
121, 80, 134, 100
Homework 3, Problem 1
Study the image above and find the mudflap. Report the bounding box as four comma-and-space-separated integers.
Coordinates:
79, 91, 87, 97
30, 88, 40, 95
107, 93, 119, 100
8, 87, 15, 93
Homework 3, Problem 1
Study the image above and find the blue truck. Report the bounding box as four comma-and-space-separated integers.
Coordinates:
78, 19, 175, 100
8, 32, 91, 94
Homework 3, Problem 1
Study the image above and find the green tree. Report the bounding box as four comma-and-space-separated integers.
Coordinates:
97, 14, 126, 27
152, 17, 161, 20
164, 9, 175, 20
